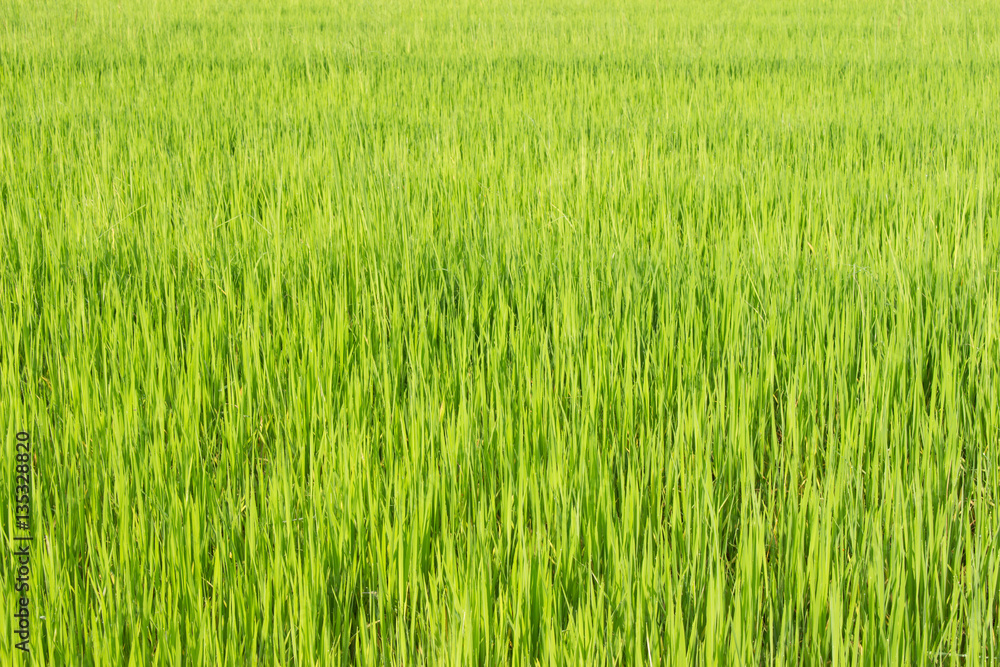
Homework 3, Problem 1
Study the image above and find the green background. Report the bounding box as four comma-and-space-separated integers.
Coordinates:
2, 0, 999, 663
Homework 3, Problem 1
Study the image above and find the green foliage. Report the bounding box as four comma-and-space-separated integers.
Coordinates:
2, 0, 999, 663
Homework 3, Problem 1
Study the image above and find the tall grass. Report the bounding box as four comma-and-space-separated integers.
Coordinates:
2, 0, 999, 663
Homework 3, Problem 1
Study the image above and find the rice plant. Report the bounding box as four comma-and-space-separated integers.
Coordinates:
2, 0, 998, 663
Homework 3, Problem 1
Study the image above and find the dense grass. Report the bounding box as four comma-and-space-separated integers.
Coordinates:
2, 0, 999, 663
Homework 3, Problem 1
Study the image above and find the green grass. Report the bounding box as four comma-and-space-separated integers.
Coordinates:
2, 0, 999, 663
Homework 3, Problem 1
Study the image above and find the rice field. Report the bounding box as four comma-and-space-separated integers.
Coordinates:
2, 0, 999, 663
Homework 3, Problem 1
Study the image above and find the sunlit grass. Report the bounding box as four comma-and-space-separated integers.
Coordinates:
2, 0, 999, 663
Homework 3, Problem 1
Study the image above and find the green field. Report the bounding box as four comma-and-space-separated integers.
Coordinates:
2, 0, 999, 663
